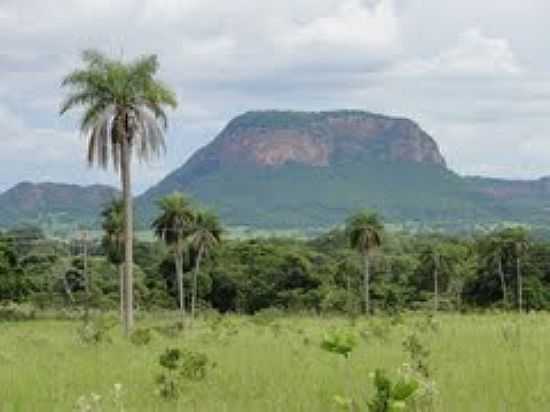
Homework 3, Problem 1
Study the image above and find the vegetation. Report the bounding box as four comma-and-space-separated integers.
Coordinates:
152, 193, 194, 317
2, 219, 550, 316
60, 49, 177, 334
1, 313, 549, 411
347, 211, 383, 315
0, 48, 547, 411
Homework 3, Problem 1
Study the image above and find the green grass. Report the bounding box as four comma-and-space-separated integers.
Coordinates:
1, 313, 549, 411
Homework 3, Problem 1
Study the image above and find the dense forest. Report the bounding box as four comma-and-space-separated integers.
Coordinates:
2, 213, 548, 318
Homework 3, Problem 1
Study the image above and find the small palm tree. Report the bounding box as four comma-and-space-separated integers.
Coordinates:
60, 50, 177, 335
152, 193, 194, 316
346, 211, 383, 315
186, 211, 222, 320
101, 199, 124, 319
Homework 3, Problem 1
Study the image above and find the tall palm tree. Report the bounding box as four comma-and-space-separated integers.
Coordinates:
500, 228, 529, 313
101, 199, 125, 320
346, 211, 383, 315
186, 211, 222, 320
481, 236, 509, 307
418, 244, 456, 312
152, 193, 194, 316
419, 246, 442, 312
513, 237, 528, 314
60, 50, 177, 335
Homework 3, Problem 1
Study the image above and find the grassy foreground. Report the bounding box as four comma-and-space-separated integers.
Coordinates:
1, 312, 549, 411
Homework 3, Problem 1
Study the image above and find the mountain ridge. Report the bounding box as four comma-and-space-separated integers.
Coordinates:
0, 181, 120, 228
136, 110, 550, 229
3, 110, 550, 230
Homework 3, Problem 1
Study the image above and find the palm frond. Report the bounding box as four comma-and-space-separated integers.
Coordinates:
60, 49, 177, 171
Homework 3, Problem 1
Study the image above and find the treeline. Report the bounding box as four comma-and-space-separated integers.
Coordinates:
1, 212, 549, 315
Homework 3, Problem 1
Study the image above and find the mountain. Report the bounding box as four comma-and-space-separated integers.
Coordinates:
137, 110, 550, 229
0, 182, 119, 228
3, 110, 550, 231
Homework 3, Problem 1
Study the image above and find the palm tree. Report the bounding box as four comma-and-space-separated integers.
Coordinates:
481, 235, 509, 307
101, 199, 125, 320
346, 211, 383, 315
186, 211, 222, 320
60, 50, 177, 335
514, 237, 529, 314
501, 228, 529, 313
152, 193, 194, 316
419, 246, 443, 312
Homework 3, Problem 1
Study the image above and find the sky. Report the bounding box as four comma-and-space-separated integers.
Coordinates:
2, 0, 550, 193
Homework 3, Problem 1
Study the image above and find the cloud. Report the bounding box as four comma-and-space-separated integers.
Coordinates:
1, 0, 550, 193
392, 28, 522, 77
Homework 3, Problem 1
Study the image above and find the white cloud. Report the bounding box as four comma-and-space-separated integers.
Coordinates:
393, 28, 522, 76
1, 0, 550, 192
280, 0, 399, 54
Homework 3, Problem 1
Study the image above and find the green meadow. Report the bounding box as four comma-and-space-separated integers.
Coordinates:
1, 312, 549, 412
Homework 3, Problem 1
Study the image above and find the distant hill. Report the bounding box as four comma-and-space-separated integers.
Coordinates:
137, 110, 550, 229
3, 110, 550, 231
0, 182, 119, 228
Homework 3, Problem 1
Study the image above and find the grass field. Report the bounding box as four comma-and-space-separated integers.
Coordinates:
1, 312, 549, 411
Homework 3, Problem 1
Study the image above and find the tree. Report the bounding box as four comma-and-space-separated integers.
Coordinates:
346, 211, 383, 315
101, 199, 125, 319
186, 211, 222, 320
500, 228, 529, 313
60, 50, 177, 334
417, 241, 469, 311
481, 236, 509, 307
418, 245, 444, 312
152, 193, 194, 316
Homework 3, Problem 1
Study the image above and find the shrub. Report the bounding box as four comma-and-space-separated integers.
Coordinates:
130, 328, 153, 346
77, 314, 117, 345
402, 333, 431, 378
320, 329, 357, 359
0, 302, 36, 321
156, 348, 214, 400
368, 368, 420, 412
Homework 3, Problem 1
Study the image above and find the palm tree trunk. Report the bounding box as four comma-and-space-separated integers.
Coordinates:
192, 246, 204, 321
346, 274, 351, 315
120, 134, 134, 336
498, 257, 507, 307
517, 256, 522, 313
119, 264, 124, 322
434, 264, 439, 312
363, 254, 370, 316
175, 248, 185, 316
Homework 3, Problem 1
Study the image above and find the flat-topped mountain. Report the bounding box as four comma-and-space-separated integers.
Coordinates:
185, 111, 446, 170
3, 110, 550, 231
137, 110, 550, 229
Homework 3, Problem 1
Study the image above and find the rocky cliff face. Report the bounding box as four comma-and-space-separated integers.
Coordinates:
183, 111, 446, 176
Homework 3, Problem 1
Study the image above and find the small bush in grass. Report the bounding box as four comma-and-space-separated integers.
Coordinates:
0, 302, 36, 321
403, 333, 431, 378
368, 368, 420, 412
77, 314, 117, 345
74, 384, 125, 412
153, 321, 185, 338
130, 328, 153, 346
321, 329, 357, 358
156, 348, 214, 400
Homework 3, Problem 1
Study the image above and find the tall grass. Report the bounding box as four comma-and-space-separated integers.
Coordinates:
1, 312, 549, 411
